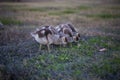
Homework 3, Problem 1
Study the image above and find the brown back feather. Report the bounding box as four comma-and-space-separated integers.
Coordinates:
67, 24, 76, 32
63, 28, 73, 37
36, 29, 52, 38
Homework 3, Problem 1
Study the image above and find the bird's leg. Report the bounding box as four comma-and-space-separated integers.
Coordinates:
47, 44, 50, 52
51, 44, 54, 50
60, 44, 62, 49
39, 44, 42, 50
70, 43, 72, 47
77, 43, 81, 48
68, 43, 72, 48
46, 35, 51, 52
63, 44, 66, 47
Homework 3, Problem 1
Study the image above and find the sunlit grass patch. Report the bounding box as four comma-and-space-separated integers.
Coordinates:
0, 17, 22, 25
86, 13, 120, 19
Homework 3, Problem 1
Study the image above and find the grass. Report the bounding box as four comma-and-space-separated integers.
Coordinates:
21, 36, 120, 79
0, 17, 22, 25
0, 1, 120, 80
0, 4, 60, 12
48, 6, 90, 16
86, 13, 120, 19
3, 6, 89, 14
0, 33, 120, 80
109, 6, 120, 10
91, 52, 120, 79
76, 6, 90, 10
26, 7, 61, 12
26, 8, 47, 12
48, 8, 77, 15
62, 9, 77, 14
98, 27, 120, 35
0, 4, 26, 11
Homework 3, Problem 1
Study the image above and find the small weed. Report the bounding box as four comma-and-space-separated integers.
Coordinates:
49, 63, 65, 71
61, 8, 77, 14
48, 11, 63, 16
77, 6, 90, 10
26, 7, 52, 12
73, 70, 81, 75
